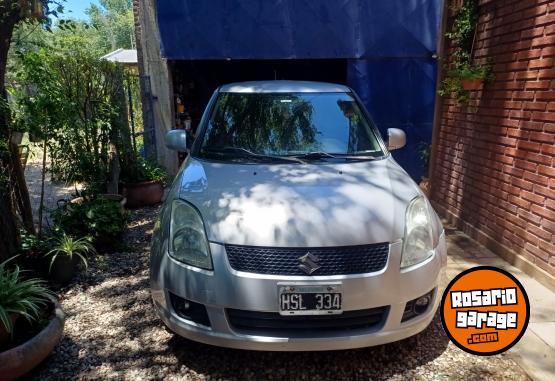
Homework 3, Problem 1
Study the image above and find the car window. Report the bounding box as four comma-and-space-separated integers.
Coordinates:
197, 92, 384, 161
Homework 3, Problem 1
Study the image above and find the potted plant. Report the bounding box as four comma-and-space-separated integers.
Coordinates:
120, 157, 170, 208
45, 234, 95, 284
0, 258, 65, 381
457, 62, 493, 90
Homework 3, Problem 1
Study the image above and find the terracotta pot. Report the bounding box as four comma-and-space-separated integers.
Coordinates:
461, 78, 483, 90
123, 180, 164, 208
0, 298, 65, 381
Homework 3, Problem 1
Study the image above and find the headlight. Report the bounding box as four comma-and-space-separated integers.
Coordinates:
401, 196, 434, 268
170, 200, 213, 270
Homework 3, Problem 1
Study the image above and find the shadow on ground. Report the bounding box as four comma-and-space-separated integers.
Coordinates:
27, 206, 528, 381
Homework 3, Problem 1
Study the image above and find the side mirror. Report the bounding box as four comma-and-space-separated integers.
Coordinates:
387, 128, 406, 151
166, 129, 188, 152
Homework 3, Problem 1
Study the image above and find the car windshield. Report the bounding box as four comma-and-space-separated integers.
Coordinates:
196, 92, 384, 162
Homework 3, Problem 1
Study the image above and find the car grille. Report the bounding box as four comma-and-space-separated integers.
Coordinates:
225, 243, 389, 276
227, 307, 389, 336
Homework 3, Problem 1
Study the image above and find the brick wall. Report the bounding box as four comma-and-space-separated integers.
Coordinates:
431, 0, 555, 277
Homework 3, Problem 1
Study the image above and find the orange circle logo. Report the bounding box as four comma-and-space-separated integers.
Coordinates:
441, 266, 530, 356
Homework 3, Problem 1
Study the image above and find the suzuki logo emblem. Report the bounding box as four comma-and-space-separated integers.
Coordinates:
298, 252, 321, 275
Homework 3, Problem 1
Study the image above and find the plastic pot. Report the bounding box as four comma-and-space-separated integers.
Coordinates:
49, 255, 80, 285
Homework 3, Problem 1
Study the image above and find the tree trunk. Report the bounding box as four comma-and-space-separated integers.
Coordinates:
0, 1, 27, 261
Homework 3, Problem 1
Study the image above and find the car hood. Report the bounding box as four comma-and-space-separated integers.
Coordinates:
176, 157, 421, 247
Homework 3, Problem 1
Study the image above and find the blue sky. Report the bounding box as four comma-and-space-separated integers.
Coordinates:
63, 0, 100, 20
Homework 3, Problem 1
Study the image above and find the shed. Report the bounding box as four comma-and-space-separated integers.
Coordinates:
136, 0, 444, 179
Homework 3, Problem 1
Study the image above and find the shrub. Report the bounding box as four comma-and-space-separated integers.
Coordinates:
52, 198, 126, 249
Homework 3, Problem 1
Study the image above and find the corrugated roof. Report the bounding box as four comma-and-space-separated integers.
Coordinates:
100, 49, 138, 65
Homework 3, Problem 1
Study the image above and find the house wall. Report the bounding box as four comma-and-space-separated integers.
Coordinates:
431, 0, 555, 286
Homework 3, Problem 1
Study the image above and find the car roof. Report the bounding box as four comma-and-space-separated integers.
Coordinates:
218, 80, 352, 94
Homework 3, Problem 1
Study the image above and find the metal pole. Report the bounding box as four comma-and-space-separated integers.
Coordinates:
127, 75, 137, 154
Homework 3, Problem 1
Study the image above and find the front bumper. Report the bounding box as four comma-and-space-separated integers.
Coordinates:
150, 234, 447, 351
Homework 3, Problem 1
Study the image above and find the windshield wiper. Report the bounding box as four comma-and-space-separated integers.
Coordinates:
288, 151, 338, 160
286, 151, 378, 161
201, 147, 305, 164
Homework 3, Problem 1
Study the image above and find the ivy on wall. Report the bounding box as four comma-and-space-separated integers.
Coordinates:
438, 0, 494, 105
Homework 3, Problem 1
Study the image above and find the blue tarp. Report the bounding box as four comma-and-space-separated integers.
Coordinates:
156, 0, 444, 180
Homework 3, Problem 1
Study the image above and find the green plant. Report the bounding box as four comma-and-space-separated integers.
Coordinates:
45, 234, 95, 272
417, 142, 432, 170
0, 258, 54, 335
454, 61, 494, 81
439, 0, 494, 105
52, 198, 127, 247
13, 49, 131, 190
446, 0, 478, 53
121, 156, 171, 186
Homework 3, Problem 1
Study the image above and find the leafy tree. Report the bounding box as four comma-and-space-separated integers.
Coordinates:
0, 0, 63, 261
87, 0, 134, 52
14, 48, 131, 189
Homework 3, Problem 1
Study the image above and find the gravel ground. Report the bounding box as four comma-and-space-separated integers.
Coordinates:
27, 206, 530, 381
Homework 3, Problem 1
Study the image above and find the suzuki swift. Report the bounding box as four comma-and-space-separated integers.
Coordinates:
150, 81, 446, 351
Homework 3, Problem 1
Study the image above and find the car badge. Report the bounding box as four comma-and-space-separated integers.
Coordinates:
298, 252, 321, 275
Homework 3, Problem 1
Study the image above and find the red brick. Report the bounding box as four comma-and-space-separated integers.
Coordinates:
530, 131, 555, 143
538, 165, 555, 177
525, 243, 550, 262
513, 91, 536, 100
541, 46, 555, 57
516, 70, 539, 80
538, 69, 555, 79
532, 111, 555, 122
531, 204, 554, 219
521, 190, 546, 205
528, 224, 553, 242
535, 91, 555, 101
517, 49, 542, 60
531, 36, 555, 48
541, 143, 555, 155
525, 80, 551, 90
512, 177, 534, 191
529, 58, 554, 69
523, 172, 550, 187
520, 121, 544, 130
518, 140, 542, 152
523, 101, 547, 111
509, 195, 531, 209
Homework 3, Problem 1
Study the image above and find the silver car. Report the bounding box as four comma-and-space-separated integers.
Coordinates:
151, 81, 446, 351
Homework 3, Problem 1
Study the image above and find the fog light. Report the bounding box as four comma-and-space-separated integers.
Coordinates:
169, 293, 211, 327
414, 295, 431, 314
401, 290, 434, 322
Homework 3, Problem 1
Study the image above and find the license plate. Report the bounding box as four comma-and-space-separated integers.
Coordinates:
278, 284, 342, 315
